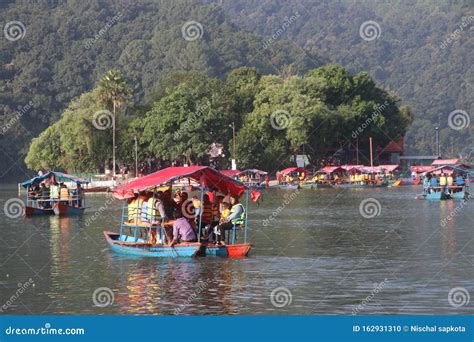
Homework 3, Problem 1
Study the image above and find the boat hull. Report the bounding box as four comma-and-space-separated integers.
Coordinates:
450, 190, 468, 200
53, 203, 86, 216
24, 206, 54, 217
279, 184, 299, 190
103, 231, 201, 258
335, 183, 388, 189
425, 191, 448, 201
201, 243, 252, 258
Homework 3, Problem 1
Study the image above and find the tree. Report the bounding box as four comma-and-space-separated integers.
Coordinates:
96, 70, 131, 177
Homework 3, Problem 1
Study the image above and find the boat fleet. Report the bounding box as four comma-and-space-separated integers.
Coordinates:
18, 159, 471, 258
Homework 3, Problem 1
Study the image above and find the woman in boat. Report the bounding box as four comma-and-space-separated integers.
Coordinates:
215, 195, 245, 245
169, 209, 197, 247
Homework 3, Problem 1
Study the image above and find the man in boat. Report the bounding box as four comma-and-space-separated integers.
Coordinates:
169, 209, 197, 247
215, 195, 245, 245
59, 183, 69, 205
39, 183, 51, 209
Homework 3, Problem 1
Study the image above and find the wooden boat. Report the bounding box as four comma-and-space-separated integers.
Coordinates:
279, 183, 299, 190
418, 165, 472, 201
24, 206, 54, 216
108, 166, 259, 258
104, 231, 201, 258
335, 182, 388, 189
200, 243, 251, 258
53, 202, 86, 216
21, 171, 89, 217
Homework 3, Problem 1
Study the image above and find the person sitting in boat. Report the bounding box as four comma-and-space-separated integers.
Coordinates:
455, 174, 465, 186
439, 173, 447, 192
446, 173, 454, 194
215, 196, 245, 245
169, 209, 197, 246
59, 183, 69, 204
39, 183, 51, 209
50, 182, 59, 204
162, 190, 177, 220
429, 176, 439, 192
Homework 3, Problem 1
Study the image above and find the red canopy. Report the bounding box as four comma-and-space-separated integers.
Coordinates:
432, 159, 459, 166
319, 166, 343, 174
410, 166, 434, 173
379, 164, 399, 172
113, 166, 259, 201
280, 167, 305, 176
220, 170, 242, 177
341, 165, 365, 171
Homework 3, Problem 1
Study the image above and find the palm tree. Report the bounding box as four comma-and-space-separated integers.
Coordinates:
97, 70, 131, 178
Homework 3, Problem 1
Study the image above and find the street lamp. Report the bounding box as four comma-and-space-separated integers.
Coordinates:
229, 122, 236, 170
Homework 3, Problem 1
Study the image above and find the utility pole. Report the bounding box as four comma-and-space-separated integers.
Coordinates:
369, 137, 373, 167
435, 126, 440, 158
134, 136, 138, 178
112, 100, 116, 180
356, 139, 359, 165
230, 122, 236, 170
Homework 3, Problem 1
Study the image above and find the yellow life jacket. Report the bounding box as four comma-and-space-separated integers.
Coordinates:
128, 195, 146, 222
146, 197, 160, 222
201, 203, 213, 223
60, 187, 69, 200
50, 185, 59, 199
439, 176, 447, 186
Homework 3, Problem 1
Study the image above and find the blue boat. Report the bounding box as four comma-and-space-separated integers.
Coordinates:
21, 171, 89, 217
104, 231, 201, 258
106, 166, 256, 258
419, 165, 472, 201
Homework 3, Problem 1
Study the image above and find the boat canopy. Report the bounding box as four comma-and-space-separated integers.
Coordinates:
113, 166, 259, 200
431, 159, 459, 166
241, 169, 268, 176
362, 165, 399, 173
410, 165, 434, 173
280, 167, 305, 176
341, 165, 365, 171
21, 171, 89, 188
319, 166, 344, 174
428, 165, 473, 175
219, 170, 241, 177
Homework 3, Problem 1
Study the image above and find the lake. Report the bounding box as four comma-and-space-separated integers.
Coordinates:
0, 184, 472, 315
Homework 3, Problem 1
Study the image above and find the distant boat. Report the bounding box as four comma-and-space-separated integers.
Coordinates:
20, 171, 89, 217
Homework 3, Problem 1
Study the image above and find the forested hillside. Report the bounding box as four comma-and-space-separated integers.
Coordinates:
220, 0, 473, 157
0, 0, 323, 178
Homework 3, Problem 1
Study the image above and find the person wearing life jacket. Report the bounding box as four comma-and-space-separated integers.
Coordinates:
59, 183, 70, 204
215, 195, 245, 245
128, 194, 147, 223
439, 173, 447, 193
50, 182, 59, 204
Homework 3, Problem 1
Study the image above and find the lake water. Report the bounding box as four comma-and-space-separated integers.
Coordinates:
0, 184, 472, 315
